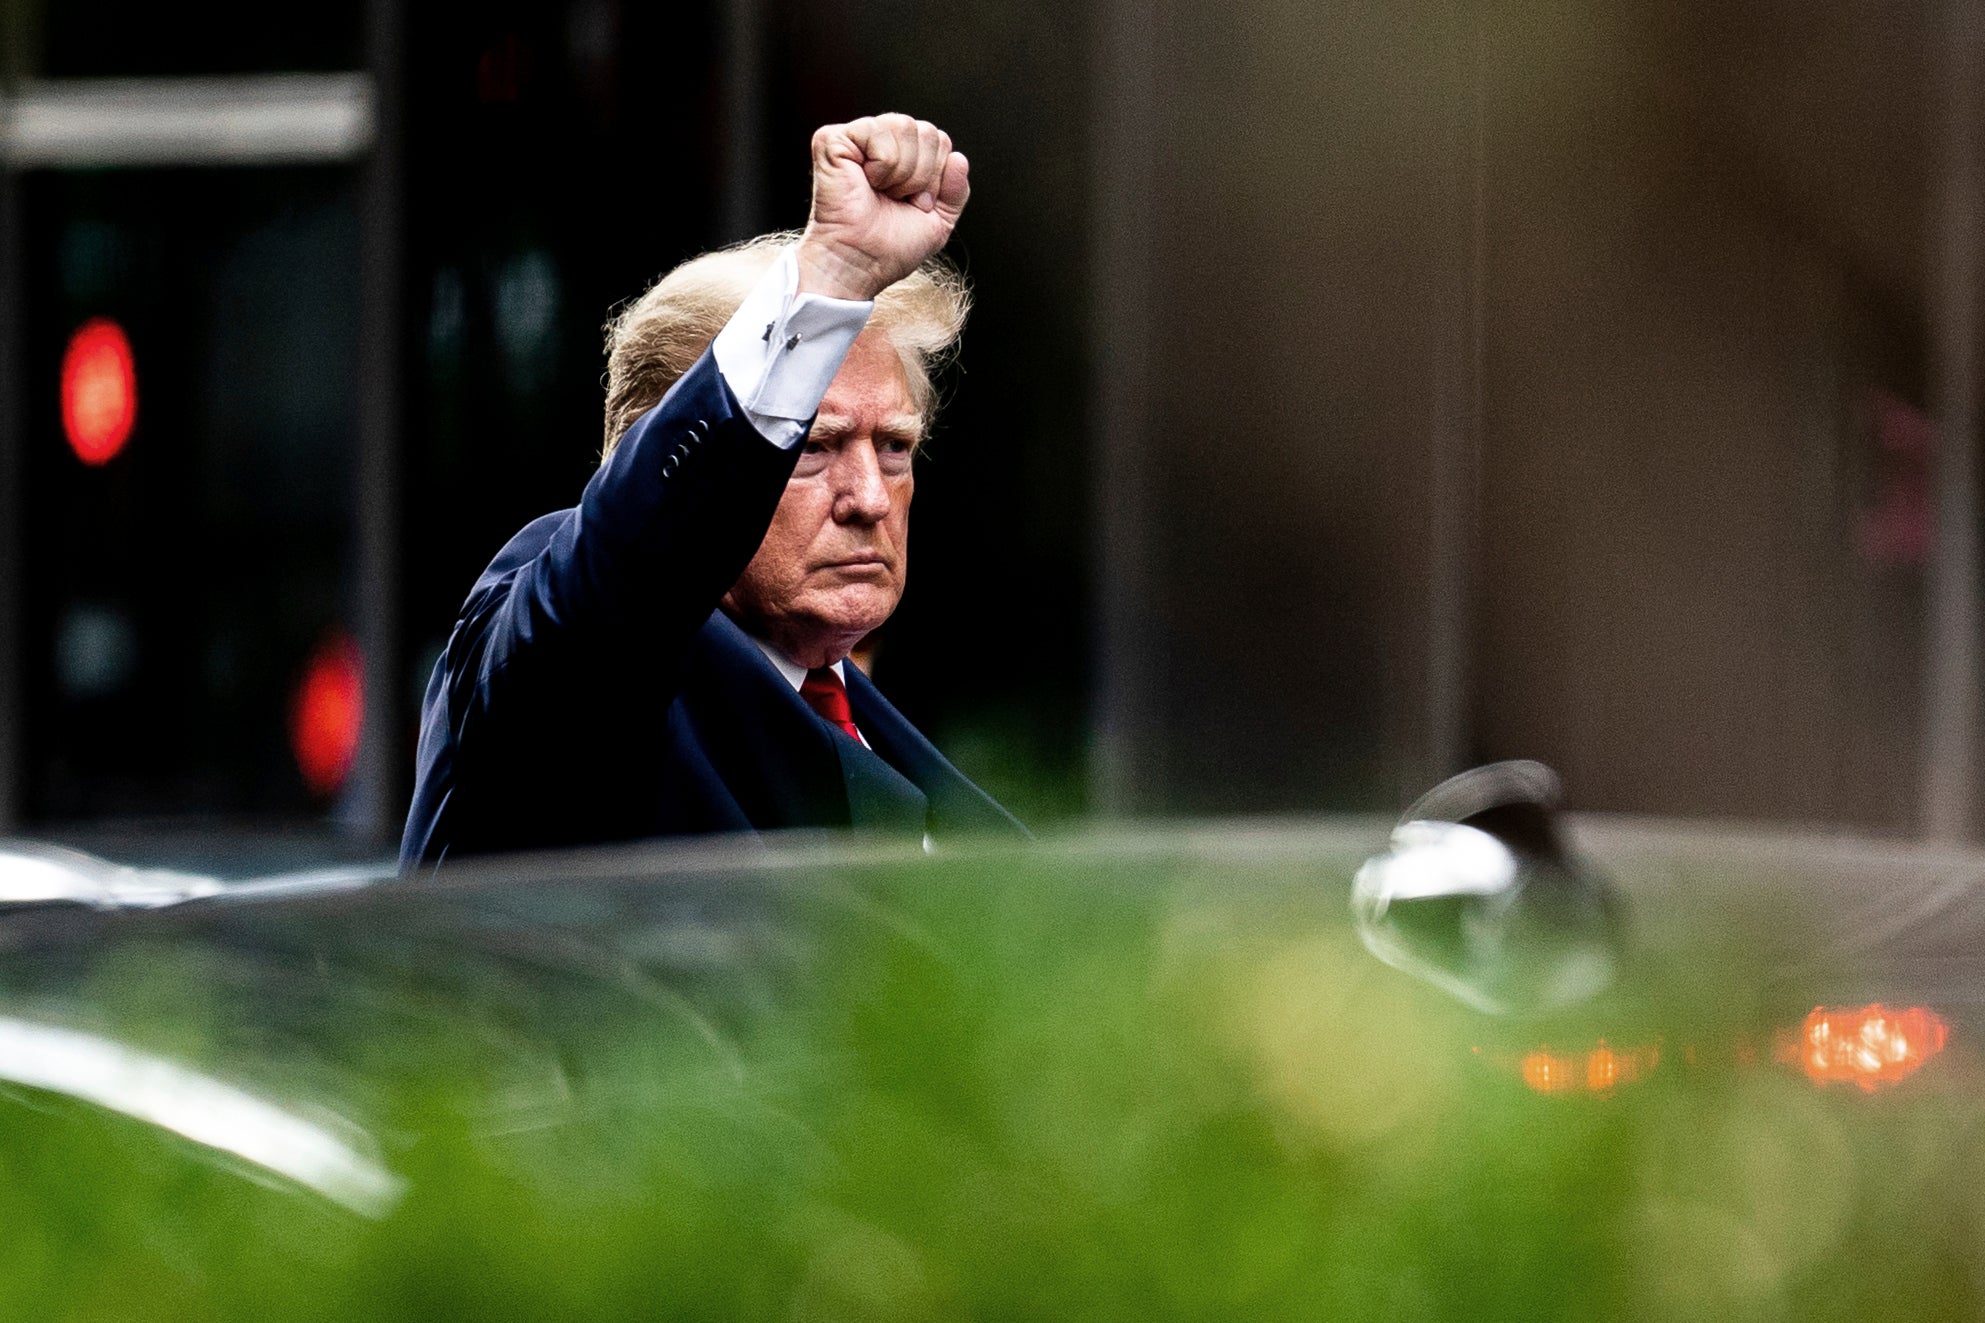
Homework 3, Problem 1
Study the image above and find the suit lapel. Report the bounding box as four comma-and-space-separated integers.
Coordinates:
830, 729, 931, 837
687, 611, 1024, 841
687, 614, 929, 838
684, 615, 850, 830
845, 666, 1030, 838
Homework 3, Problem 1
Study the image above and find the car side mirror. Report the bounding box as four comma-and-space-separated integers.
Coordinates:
1352, 761, 1624, 1015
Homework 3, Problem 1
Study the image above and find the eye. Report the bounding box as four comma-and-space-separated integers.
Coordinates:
793, 439, 831, 477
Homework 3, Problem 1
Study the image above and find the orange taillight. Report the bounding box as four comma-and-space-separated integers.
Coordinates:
1787, 1005, 1948, 1092
1509, 1040, 1658, 1095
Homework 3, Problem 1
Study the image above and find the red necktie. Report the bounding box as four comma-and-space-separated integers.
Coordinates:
800, 667, 863, 743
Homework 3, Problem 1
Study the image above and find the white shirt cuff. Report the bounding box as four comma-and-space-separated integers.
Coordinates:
710, 249, 873, 448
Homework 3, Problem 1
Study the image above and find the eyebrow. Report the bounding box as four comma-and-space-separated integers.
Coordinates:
810, 412, 926, 443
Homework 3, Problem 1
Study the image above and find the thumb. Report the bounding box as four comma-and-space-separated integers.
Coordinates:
934, 151, 971, 222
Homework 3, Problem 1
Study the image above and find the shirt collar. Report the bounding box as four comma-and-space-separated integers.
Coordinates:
747, 635, 845, 692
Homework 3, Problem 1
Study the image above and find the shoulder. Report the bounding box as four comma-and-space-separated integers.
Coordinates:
478, 511, 573, 586
444, 510, 579, 648
453, 510, 575, 621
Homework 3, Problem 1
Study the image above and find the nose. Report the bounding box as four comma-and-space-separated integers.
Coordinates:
830, 440, 892, 525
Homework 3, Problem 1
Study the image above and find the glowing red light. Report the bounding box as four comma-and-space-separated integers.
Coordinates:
290, 636, 364, 797
1789, 1004, 1948, 1092
60, 318, 138, 466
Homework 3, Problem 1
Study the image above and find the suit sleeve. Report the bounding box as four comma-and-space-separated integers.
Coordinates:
460, 351, 797, 735
399, 350, 800, 868
402, 252, 875, 868
450, 248, 874, 735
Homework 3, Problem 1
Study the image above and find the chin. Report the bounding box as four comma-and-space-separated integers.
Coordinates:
808, 586, 899, 639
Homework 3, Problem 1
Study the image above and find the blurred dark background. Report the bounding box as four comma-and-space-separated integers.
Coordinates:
0, 0, 1980, 856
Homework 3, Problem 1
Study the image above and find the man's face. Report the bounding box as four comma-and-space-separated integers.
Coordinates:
723, 331, 919, 668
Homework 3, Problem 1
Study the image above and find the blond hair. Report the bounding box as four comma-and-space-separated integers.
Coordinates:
599, 231, 970, 458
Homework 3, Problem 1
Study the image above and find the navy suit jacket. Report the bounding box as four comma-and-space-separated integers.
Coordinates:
400, 348, 1024, 870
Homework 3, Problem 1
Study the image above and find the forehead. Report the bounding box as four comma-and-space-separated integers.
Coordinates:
816, 331, 916, 430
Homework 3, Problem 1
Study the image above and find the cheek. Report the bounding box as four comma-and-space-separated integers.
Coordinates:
734, 525, 806, 608
761, 492, 829, 568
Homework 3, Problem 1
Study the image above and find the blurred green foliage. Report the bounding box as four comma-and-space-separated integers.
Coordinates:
0, 846, 1977, 1321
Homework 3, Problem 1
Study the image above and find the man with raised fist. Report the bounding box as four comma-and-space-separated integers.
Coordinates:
401, 115, 1025, 869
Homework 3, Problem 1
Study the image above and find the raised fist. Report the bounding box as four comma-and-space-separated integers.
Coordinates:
794, 114, 970, 302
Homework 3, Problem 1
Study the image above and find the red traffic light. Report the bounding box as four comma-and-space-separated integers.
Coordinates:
290, 635, 365, 798
60, 318, 138, 467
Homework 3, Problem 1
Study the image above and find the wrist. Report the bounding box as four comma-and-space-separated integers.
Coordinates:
794, 235, 886, 302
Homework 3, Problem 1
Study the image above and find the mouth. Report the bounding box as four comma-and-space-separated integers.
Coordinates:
822, 555, 891, 574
